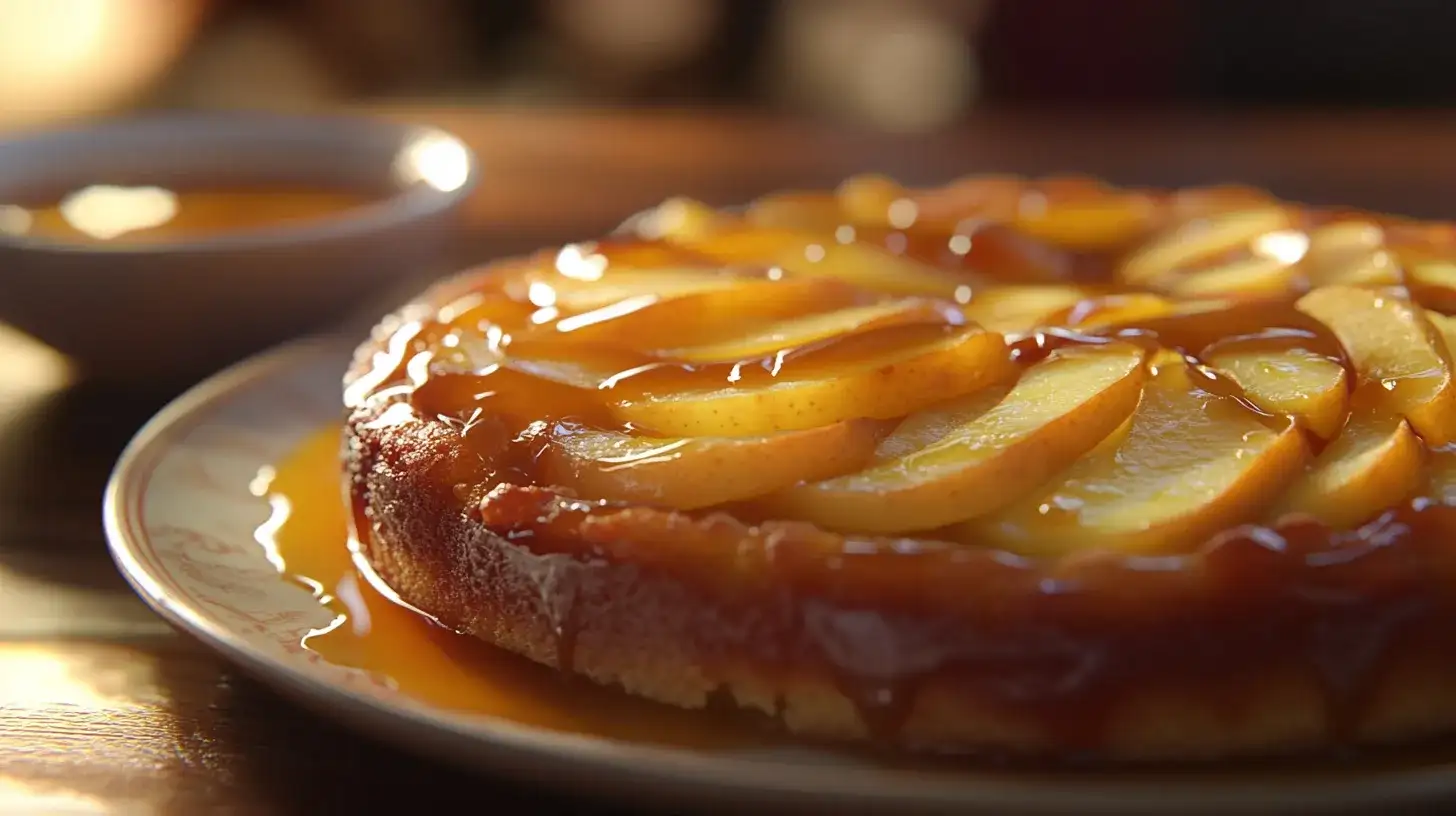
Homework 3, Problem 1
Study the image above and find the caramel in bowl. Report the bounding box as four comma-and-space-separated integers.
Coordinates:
0, 113, 477, 383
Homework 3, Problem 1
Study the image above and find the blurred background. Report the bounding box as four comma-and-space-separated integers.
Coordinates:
8, 0, 1456, 222
5, 0, 1456, 134
4, 0, 1450, 239
10, 0, 1456, 375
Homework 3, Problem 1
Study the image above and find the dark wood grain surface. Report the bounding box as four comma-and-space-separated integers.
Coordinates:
5, 107, 1456, 814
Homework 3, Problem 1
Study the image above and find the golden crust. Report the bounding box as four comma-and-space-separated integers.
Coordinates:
342, 178, 1456, 759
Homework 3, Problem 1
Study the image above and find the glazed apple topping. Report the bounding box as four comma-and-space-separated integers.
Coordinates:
345, 175, 1456, 557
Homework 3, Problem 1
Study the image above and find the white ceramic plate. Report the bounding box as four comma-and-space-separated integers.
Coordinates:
104, 339, 1456, 815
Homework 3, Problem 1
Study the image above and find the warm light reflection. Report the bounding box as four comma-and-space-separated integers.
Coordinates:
633, 198, 708, 242
526, 280, 559, 308
0, 644, 153, 710
0, 0, 201, 128
0, 205, 32, 236
0, 777, 109, 815
248, 465, 276, 497
0, 322, 75, 394
555, 295, 657, 333
0, 564, 170, 639
253, 493, 291, 573
2, 186, 187, 243
59, 184, 178, 240
394, 129, 471, 193
555, 243, 609, 281
1252, 229, 1311, 265
886, 198, 918, 229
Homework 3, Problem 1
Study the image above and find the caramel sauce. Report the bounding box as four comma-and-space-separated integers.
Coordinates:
0, 185, 376, 243
258, 427, 773, 750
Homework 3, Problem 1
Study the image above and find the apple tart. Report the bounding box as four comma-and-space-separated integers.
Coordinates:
342, 175, 1456, 760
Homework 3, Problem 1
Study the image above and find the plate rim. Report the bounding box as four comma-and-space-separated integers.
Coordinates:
101, 337, 1456, 815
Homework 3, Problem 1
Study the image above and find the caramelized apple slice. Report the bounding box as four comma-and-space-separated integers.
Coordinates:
1203, 345, 1349, 439
1412, 261, 1456, 290
686, 226, 963, 297
1090, 298, 1326, 360
836, 174, 921, 226
1304, 221, 1401, 287
550, 237, 718, 273
1164, 256, 1302, 299
1424, 312, 1456, 506
745, 191, 846, 230
544, 276, 865, 349
1296, 286, 1456, 445
662, 298, 961, 363
870, 385, 1011, 462
539, 419, 884, 510
1416, 312, 1456, 504
632, 197, 733, 243
1065, 293, 1179, 329
1170, 185, 1280, 219
1424, 443, 1456, 506
1408, 261, 1456, 315
962, 285, 1091, 334
651, 195, 965, 296
1430, 310, 1456, 354
1273, 412, 1424, 529
967, 357, 1309, 556
757, 343, 1146, 533
839, 173, 1020, 232
842, 174, 1156, 250
906, 175, 1054, 234
531, 268, 744, 313
612, 327, 1012, 436
1009, 186, 1159, 252
1120, 207, 1295, 287
1071, 294, 1295, 351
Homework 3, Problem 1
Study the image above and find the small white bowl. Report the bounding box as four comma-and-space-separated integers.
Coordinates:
0, 113, 478, 383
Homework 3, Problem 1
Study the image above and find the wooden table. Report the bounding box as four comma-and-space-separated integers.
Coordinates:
6, 106, 1456, 814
